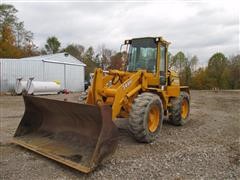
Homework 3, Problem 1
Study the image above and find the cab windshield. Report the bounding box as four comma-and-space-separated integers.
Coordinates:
127, 38, 157, 72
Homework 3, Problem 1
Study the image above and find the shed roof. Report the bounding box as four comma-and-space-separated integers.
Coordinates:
20, 53, 86, 66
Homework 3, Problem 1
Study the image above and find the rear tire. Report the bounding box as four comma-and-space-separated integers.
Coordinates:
128, 93, 163, 143
169, 92, 190, 126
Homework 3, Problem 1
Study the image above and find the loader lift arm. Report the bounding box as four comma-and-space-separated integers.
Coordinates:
87, 68, 143, 119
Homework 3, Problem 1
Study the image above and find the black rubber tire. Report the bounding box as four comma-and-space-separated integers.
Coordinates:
128, 92, 163, 143
169, 92, 190, 126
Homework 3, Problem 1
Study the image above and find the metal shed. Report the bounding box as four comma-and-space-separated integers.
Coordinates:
0, 53, 86, 93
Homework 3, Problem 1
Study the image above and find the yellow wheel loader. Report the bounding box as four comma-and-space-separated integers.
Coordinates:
13, 37, 190, 173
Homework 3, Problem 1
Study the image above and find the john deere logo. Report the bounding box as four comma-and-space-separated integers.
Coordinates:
122, 80, 132, 90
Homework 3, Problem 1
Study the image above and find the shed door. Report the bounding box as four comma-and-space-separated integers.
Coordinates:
44, 62, 65, 89
66, 65, 84, 92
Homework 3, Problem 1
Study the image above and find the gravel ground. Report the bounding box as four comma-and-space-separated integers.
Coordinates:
0, 90, 240, 179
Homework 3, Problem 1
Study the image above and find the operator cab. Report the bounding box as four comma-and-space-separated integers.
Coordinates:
124, 37, 170, 85
127, 38, 157, 72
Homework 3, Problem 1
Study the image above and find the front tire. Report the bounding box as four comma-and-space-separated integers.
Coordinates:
128, 93, 163, 143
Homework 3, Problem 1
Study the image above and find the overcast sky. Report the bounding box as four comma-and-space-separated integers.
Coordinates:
2, 0, 240, 65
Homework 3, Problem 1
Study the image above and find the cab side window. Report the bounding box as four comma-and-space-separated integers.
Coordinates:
160, 46, 166, 84
160, 46, 166, 73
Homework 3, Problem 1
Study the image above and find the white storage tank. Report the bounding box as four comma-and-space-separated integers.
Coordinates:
15, 78, 27, 95
27, 81, 62, 95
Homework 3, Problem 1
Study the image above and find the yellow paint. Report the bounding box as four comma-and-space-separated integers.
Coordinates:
148, 105, 160, 132
167, 86, 180, 97
181, 98, 189, 119
85, 37, 189, 120
53, 80, 61, 85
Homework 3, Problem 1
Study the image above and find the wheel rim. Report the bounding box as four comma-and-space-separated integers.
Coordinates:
148, 106, 160, 132
181, 98, 189, 119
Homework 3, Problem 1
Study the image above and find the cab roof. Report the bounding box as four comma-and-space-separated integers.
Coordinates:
125, 36, 170, 46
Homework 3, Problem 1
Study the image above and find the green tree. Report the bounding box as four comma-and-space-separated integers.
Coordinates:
0, 4, 17, 30
221, 66, 231, 89
40, 48, 47, 55
182, 61, 192, 86
228, 55, 240, 89
45, 36, 61, 54
64, 44, 84, 60
82, 46, 98, 80
190, 55, 198, 72
170, 53, 199, 87
110, 52, 123, 70
98, 44, 113, 70
172, 51, 187, 71
0, 4, 37, 58
191, 68, 208, 89
171, 51, 189, 85
83, 46, 94, 61
207, 52, 228, 89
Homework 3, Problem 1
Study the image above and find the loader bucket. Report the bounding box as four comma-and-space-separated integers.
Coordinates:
13, 95, 119, 173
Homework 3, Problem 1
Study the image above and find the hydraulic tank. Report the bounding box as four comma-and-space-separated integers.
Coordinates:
27, 81, 61, 95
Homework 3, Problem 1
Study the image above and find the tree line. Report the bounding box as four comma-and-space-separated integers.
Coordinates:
169, 52, 240, 89
0, 4, 38, 58
0, 4, 239, 89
